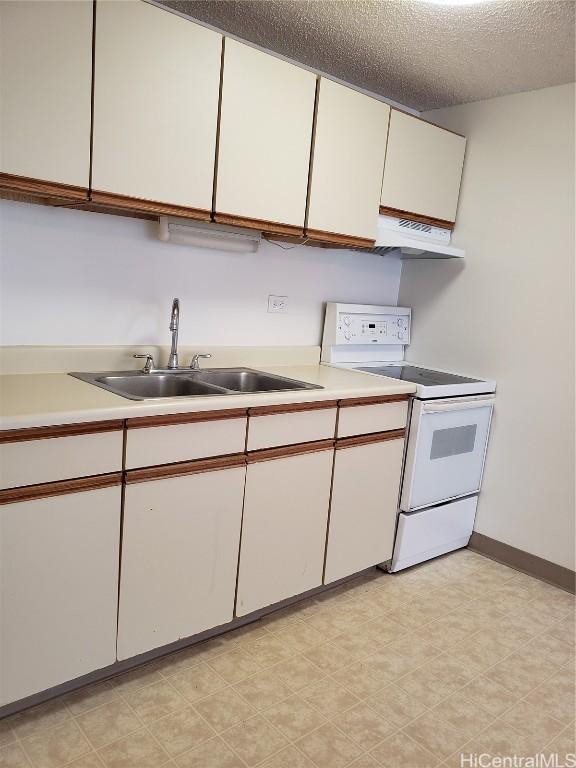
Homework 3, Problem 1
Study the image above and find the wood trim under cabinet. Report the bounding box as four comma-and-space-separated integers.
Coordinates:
336, 429, 405, 450
379, 205, 455, 231
213, 212, 304, 238
90, 190, 211, 221
0, 419, 124, 444
0, 172, 89, 202
247, 439, 334, 464
249, 400, 338, 417
0, 473, 123, 505
126, 453, 246, 484
126, 408, 247, 429
339, 394, 410, 408
304, 228, 375, 249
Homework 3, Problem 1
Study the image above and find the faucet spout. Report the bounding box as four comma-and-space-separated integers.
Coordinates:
167, 297, 180, 369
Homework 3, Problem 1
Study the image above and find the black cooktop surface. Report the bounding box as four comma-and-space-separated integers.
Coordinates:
357, 365, 483, 387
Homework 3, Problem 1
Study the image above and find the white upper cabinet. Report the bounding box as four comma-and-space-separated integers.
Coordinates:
380, 110, 466, 225
92, 1, 221, 213
306, 79, 390, 244
0, 0, 92, 191
215, 39, 316, 232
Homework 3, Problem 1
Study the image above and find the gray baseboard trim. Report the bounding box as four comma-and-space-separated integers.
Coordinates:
0, 566, 373, 719
469, 532, 576, 594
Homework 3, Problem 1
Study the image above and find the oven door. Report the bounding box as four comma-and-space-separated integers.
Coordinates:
400, 395, 494, 512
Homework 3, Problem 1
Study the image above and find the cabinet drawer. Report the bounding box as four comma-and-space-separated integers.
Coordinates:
125, 411, 247, 469
0, 421, 124, 490
338, 399, 408, 438
247, 403, 337, 451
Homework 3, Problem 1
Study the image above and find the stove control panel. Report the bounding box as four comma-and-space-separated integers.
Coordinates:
323, 303, 411, 346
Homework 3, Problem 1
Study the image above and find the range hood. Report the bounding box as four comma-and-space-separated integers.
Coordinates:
361, 215, 465, 259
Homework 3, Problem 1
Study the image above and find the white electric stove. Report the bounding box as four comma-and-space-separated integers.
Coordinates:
321, 303, 496, 571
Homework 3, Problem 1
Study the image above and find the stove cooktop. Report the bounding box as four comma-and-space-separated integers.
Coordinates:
357, 364, 484, 388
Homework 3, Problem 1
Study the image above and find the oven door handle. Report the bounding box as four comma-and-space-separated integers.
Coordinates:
421, 396, 495, 414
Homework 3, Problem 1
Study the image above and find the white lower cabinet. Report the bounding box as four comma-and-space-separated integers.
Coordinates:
236, 448, 334, 616
324, 435, 405, 584
0, 484, 121, 706
117, 463, 246, 660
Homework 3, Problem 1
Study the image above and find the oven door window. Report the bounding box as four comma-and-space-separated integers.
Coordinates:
401, 401, 493, 511
430, 424, 477, 460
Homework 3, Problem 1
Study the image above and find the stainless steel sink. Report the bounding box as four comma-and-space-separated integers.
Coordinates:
69, 368, 322, 401
193, 369, 320, 393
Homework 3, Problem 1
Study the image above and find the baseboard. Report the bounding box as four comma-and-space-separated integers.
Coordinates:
469, 532, 576, 594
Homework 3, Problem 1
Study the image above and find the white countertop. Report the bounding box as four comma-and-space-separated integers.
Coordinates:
0, 364, 416, 431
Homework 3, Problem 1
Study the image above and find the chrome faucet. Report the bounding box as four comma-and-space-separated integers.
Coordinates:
167, 298, 180, 369
190, 353, 212, 370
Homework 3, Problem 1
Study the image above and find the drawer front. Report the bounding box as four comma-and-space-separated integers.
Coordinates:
247, 408, 337, 451
126, 418, 247, 469
338, 401, 408, 438
0, 431, 123, 490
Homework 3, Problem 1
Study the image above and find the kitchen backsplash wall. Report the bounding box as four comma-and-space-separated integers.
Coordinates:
0, 200, 401, 347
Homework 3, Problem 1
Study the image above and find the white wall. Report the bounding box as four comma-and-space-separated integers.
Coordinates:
399, 83, 575, 571
0, 200, 401, 347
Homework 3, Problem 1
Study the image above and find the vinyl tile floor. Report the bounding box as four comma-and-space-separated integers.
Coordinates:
1, 550, 574, 768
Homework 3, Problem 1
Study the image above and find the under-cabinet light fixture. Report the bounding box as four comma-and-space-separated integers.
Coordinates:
158, 216, 261, 253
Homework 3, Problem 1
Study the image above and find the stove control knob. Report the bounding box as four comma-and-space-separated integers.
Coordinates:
397, 331, 403, 339
343, 316, 351, 326
344, 331, 351, 341
397, 318, 403, 326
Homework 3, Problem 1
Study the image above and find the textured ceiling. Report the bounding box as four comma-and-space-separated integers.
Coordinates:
159, 0, 575, 111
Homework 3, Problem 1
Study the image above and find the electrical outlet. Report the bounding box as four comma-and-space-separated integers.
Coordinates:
268, 295, 288, 313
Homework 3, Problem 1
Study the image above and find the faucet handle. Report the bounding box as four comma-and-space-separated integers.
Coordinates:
133, 353, 155, 374
190, 353, 212, 370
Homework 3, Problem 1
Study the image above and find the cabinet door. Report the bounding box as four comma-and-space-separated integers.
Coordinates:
215, 39, 316, 234
236, 448, 333, 616
0, 483, 121, 705
0, 0, 92, 194
306, 79, 390, 245
117, 462, 246, 660
324, 434, 405, 584
380, 110, 466, 226
92, 1, 221, 215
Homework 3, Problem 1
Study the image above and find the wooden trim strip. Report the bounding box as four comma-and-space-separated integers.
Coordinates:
213, 213, 304, 238
249, 400, 338, 417
379, 205, 455, 231
126, 453, 246, 484
339, 394, 410, 408
247, 439, 334, 464
0, 173, 88, 202
469, 532, 576, 595
0, 419, 124, 444
304, 228, 375, 249
127, 408, 247, 429
0, 473, 123, 505
90, 190, 211, 221
336, 429, 405, 449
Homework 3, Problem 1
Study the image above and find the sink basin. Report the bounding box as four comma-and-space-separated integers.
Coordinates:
70, 371, 229, 401
69, 368, 322, 401
192, 369, 321, 393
